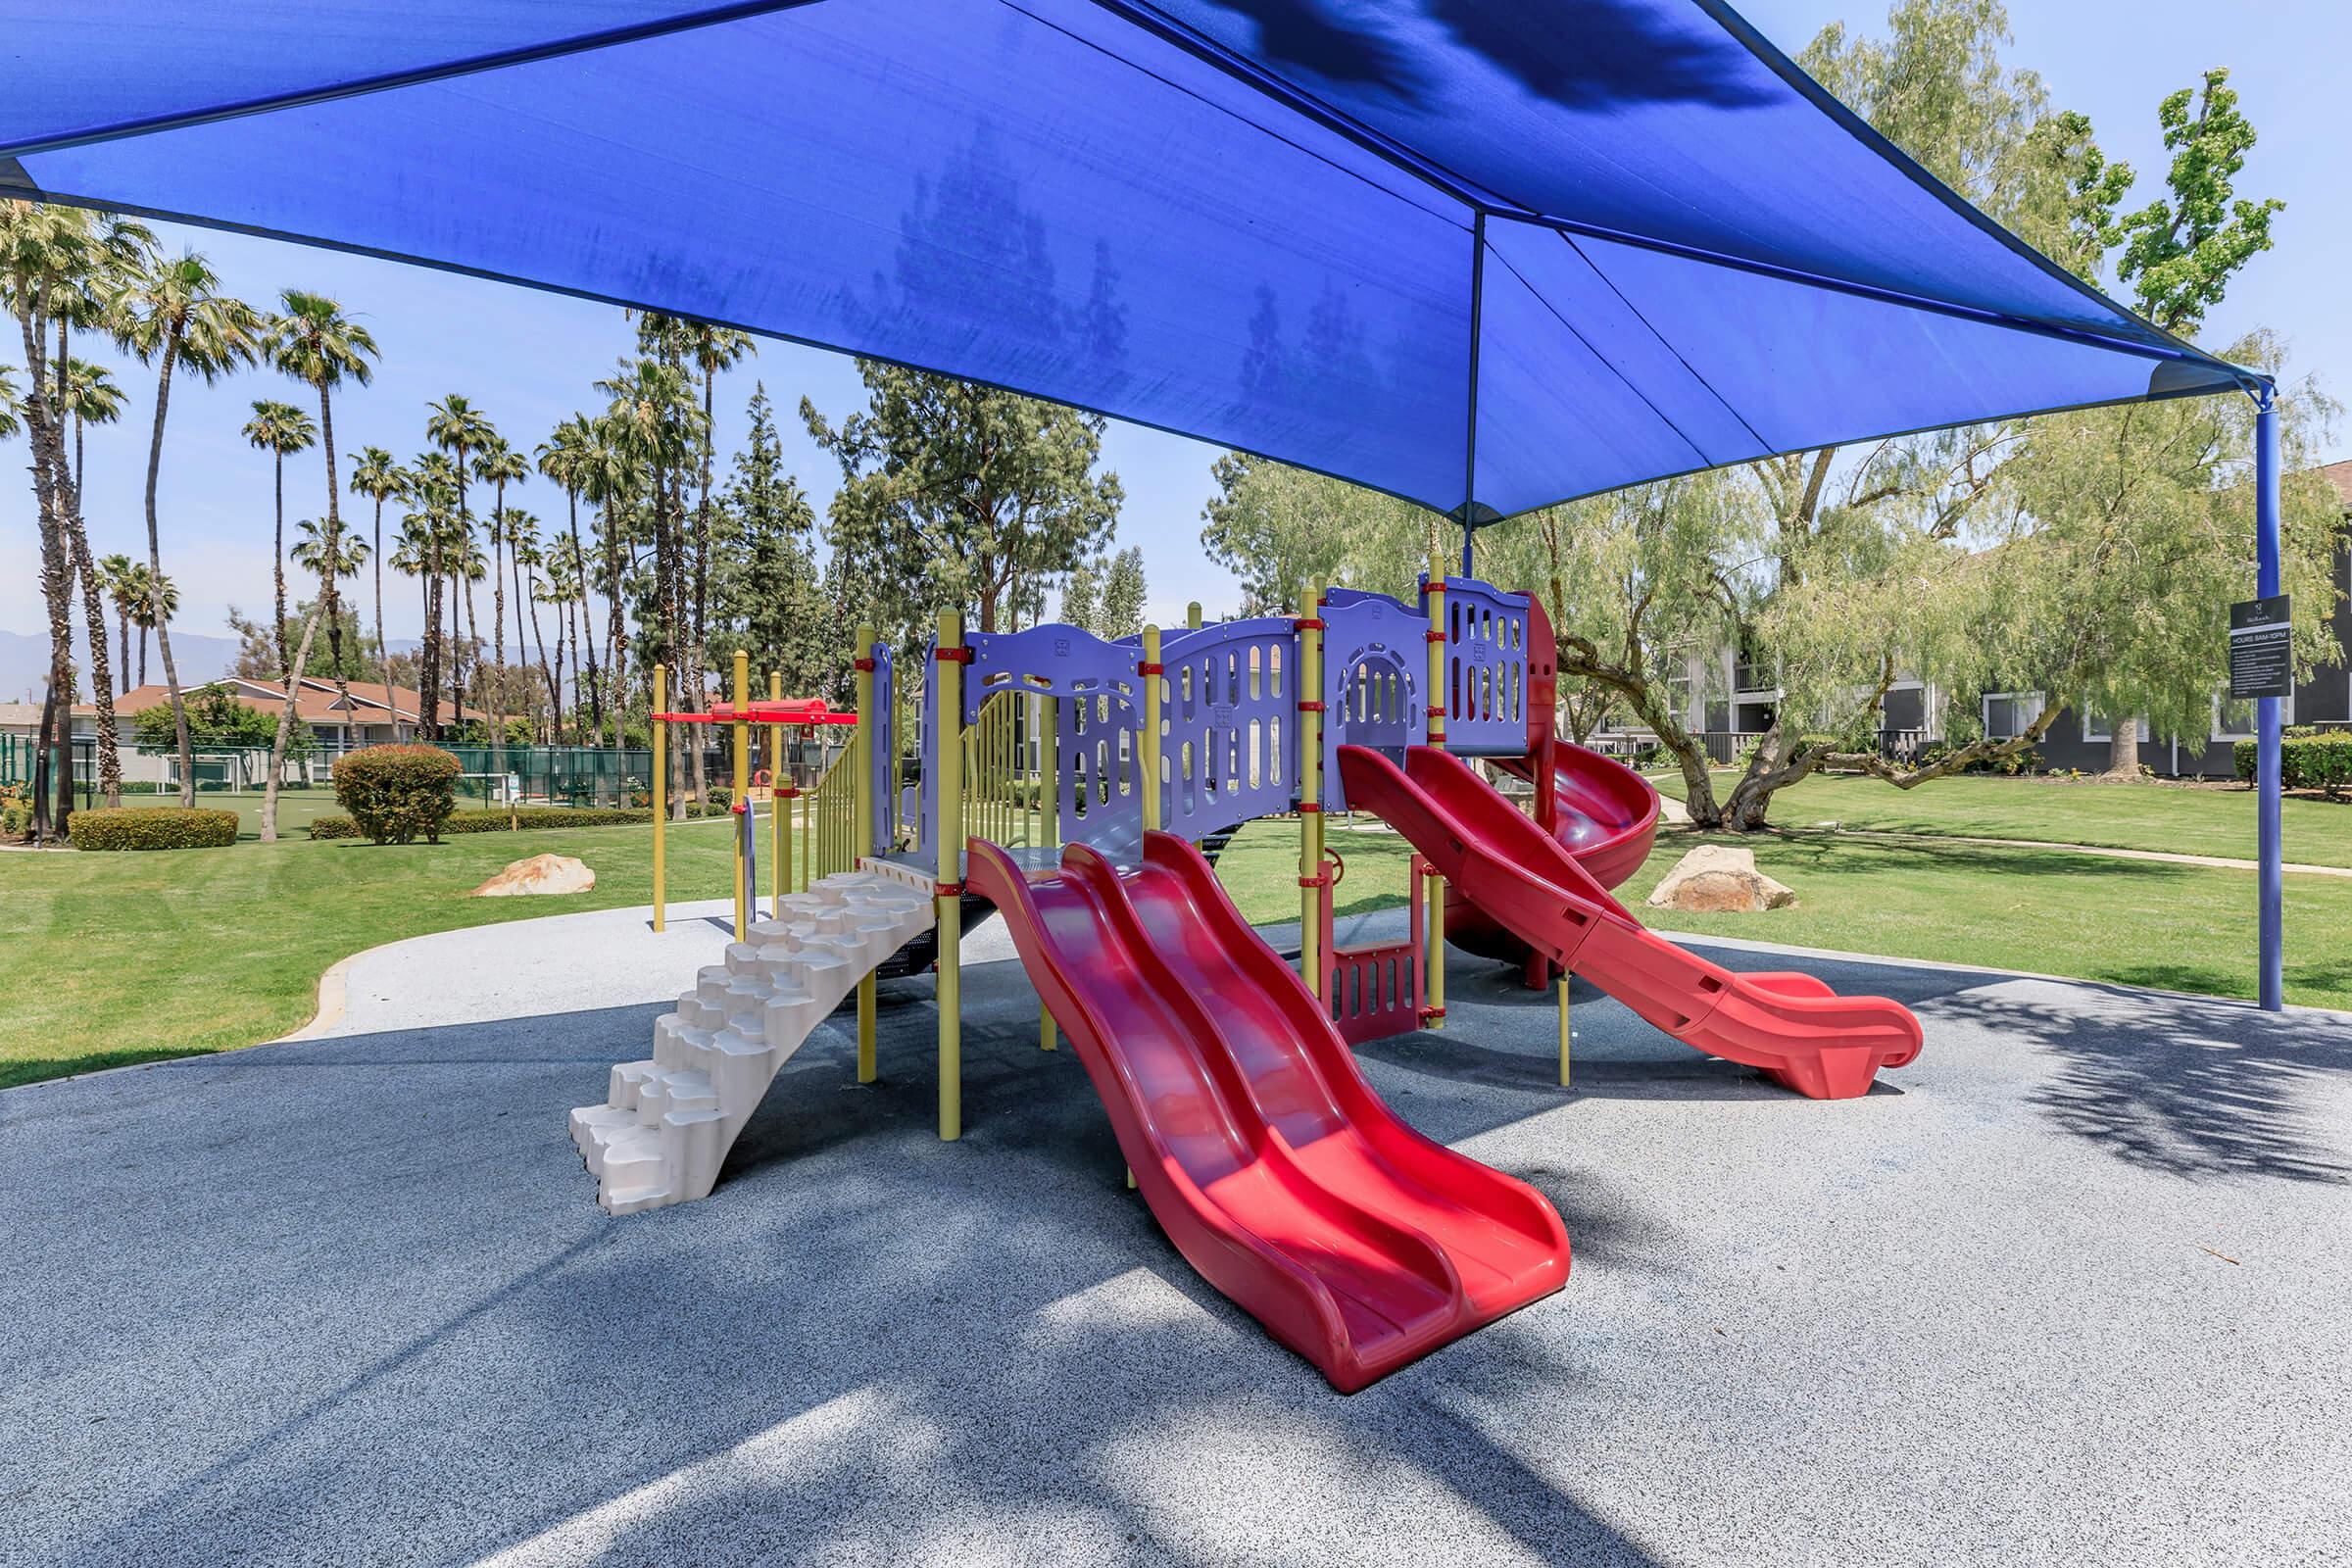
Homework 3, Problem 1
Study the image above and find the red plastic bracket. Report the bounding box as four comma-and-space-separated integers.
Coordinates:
1296, 700, 1327, 713
1295, 801, 1323, 813
936, 880, 966, 897
1137, 661, 1164, 676
1424, 630, 1447, 644
1297, 872, 1331, 889
853, 657, 876, 672
1293, 616, 1326, 631
1418, 1005, 1447, 1022
934, 646, 974, 664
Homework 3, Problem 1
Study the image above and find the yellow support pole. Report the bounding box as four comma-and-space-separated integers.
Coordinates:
731, 649, 750, 940
1558, 975, 1573, 1087
1297, 579, 1324, 998
1186, 601, 1202, 630
855, 623, 878, 1084
1040, 690, 1059, 1052
936, 609, 964, 1141
1425, 547, 1447, 1031
767, 672, 783, 918
651, 662, 668, 932
1141, 625, 1162, 833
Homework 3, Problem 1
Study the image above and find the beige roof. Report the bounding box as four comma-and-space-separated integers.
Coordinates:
75, 677, 481, 725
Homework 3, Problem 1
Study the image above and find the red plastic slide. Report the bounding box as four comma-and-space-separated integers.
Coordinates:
966, 832, 1569, 1392
1340, 745, 1923, 1100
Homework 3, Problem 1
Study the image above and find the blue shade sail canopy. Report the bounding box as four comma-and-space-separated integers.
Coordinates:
0, 0, 2250, 520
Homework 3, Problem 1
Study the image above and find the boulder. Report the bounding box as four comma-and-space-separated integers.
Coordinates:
1643, 845, 1794, 913
471, 854, 596, 898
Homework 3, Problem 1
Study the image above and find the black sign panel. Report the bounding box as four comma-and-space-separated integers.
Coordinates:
2229, 594, 2293, 701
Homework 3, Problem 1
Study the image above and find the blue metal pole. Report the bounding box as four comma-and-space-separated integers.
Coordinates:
2254, 388, 2283, 1011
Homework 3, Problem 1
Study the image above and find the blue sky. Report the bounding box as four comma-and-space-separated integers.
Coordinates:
5, 0, 2342, 647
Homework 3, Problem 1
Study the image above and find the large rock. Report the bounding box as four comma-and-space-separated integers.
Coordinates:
1644, 845, 1794, 913
472, 854, 596, 898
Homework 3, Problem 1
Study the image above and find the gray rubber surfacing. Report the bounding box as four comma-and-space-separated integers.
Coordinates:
2, 902, 2346, 1568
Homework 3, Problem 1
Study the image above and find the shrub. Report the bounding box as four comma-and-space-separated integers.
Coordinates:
1, 784, 29, 841
308, 803, 732, 840
2237, 732, 2352, 795
68, 807, 238, 852
332, 744, 461, 844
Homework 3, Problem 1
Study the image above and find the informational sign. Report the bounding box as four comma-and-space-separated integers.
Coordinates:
2228, 595, 2292, 701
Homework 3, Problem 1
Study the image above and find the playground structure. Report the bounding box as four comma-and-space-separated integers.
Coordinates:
572, 555, 1924, 1390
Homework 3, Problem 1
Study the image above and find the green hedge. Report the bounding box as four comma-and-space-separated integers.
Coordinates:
2233, 731, 2352, 794
334, 744, 462, 844
69, 807, 239, 852
309, 803, 732, 840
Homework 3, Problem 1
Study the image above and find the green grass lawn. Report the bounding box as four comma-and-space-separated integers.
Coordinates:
1213, 816, 2352, 1012
1651, 767, 2352, 867
4, 803, 2341, 1094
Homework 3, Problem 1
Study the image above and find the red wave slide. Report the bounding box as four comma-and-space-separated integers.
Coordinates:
1339, 745, 1924, 1100
967, 832, 1569, 1393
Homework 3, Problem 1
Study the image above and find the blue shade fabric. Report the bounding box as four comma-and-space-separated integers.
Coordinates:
0, 0, 2248, 519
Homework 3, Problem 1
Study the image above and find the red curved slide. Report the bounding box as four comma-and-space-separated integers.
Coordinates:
1340, 745, 1923, 1100
967, 832, 1569, 1393
1489, 743, 1662, 892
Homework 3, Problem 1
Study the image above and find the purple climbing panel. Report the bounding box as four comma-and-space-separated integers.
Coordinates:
1156, 615, 1298, 841
967, 621, 1147, 856
1430, 575, 1531, 757
1319, 587, 1428, 812
869, 641, 896, 855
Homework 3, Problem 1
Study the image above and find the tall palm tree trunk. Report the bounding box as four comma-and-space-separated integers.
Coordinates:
67, 510, 122, 807
372, 496, 390, 695
140, 335, 199, 806
567, 493, 603, 747
264, 383, 346, 841
271, 452, 289, 683
525, 567, 557, 743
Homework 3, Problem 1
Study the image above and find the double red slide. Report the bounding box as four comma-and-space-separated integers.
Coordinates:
967, 832, 1569, 1393
1340, 744, 1923, 1100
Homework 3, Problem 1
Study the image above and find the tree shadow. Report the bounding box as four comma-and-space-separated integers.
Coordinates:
1967, 982, 2350, 1187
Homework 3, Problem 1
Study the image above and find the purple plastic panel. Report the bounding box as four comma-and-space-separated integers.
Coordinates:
1156, 615, 1298, 840
1431, 575, 1532, 757
915, 637, 944, 865
962, 621, 1146, 855
869, 640, 896, 855
1319, 587, 1427, 812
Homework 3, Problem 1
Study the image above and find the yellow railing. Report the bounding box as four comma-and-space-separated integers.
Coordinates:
959, 687, 1038, 849
804, 738, 859, 887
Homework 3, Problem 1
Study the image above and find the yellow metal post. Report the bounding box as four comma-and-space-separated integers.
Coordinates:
937, 609, 964, 1141
731, 649, 750, 940
767, 672, 783, 918
1040, 690, 1059, 1052
855, 623, 878, 1085
1558, 976, 1572, 1087
1186, 601, 1202, 630
651, 662, 667, 933
1141, 625, 1162, 833
1424, 548, 1446, 1031
1297, 580, 1324, 998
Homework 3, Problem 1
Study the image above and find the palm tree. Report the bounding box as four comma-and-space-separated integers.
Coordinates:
112, 246, 265, 805
257, 289, 376, 843
390, 512, 436, 723
348, 446, 411, 695
425, 394, 494, 733
60, 358, 124, 498
5, 203, 154, 819
473, 436, 528, 756
545, 534, 586, 747
409, 450, 460, 734
291, 515, 370, 696
451, 527, 488, 739
597, 353, 704, 810
536, 414, 607, 745
242, 396, 315, 684
98, 552, 138, 691
129, 565, 175, 689
686, 323, 756, 668
508, 512, 561, 740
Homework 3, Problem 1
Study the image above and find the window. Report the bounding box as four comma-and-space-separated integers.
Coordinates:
2214, 693, 2292, 739
2081, 713, 2151, 743
1982, 692, 2043, 741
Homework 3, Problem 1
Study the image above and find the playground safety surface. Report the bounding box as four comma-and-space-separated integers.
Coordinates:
3, 901, 2345, 1567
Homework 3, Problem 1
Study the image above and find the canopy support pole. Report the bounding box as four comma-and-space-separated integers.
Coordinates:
1460, 211, 1486, 580
2255, 389, 2283, 1011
